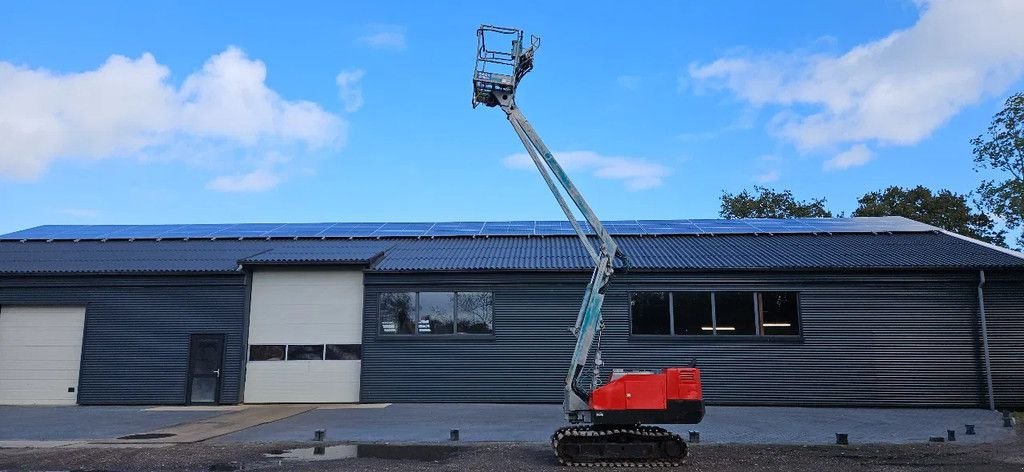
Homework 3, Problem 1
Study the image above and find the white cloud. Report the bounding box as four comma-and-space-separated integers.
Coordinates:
754, 169, 780, 183
207, 168, 282, 192
824, 144, 873, 171
358, 24, 406, 50
0, 46, 346, 184
689, 0, 1024, 164
336, 69, 365, 112
503, 150, 671, 191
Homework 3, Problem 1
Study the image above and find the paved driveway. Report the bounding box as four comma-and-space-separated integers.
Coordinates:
0, 404, 1011, 446
0, 406, 224, 441
216, 404, 1012, 445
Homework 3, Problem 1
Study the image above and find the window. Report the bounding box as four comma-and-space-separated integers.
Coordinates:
630, 292, 670, 335
713, 292, 756, 335
418, 292, 455, 334
249, 345, 285, 361
326, 344, 362, 360
456, 292, 494, 334
758, 292, 800, 336
379, 291, 495, 336
630, 291, 800, 337
673, 292, 713, 336
379, 292, 416, 335
286, 344, 325, 360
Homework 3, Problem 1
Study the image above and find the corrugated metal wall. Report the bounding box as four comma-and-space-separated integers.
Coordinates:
0, 274, 247, 405
984, 276, 1024, 408
361, 271, 1023, 408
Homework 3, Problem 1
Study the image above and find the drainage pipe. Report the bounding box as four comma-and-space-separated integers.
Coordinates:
977, 270, 995, 411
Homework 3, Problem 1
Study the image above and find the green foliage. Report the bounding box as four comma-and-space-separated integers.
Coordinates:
853, 185, 1005, 246
972, 92, 1024, 247
719, 186, 832, 219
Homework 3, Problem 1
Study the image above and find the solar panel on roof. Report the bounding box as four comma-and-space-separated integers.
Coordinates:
0, 217, 938, 241
691, 219, 759, 234
427, 222, 485, 236
318, 223, 385, 237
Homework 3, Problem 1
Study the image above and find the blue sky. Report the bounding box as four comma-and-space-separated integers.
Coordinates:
2, 0, 1023, 234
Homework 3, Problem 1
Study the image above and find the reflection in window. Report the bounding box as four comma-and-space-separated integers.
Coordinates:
249, 345, 285, 361
378, 291, 495, 336
418, 292, 456, 334
759, 292, 800, 335
456, 292, 493, 334
673, 292, 713, 336
631, 292, 670, 335
326, 344, 362, 360
713, 292, 756, 335
380, 292, 416, 334
286, 344, 325, 360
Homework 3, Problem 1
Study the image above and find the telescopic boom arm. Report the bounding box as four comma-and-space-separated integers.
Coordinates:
472, 24, 619, 421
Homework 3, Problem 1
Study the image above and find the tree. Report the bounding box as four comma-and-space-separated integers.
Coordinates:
853, 185, 1005, 246
719, 186, 832, 219
973, 92, 1024, 247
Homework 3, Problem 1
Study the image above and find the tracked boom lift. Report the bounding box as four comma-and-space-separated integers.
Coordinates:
472, 25, 705, 467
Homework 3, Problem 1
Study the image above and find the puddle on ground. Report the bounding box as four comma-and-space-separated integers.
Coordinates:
264, 444, 458, 462
116, 433, 176, 440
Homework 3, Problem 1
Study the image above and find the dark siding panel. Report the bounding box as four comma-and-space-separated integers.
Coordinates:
361, 271, 1018, 407
0, 274, 246, 405
985, 281, 1024, 408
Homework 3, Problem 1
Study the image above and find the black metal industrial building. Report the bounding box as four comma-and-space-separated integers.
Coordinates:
0, 217, 1022, 408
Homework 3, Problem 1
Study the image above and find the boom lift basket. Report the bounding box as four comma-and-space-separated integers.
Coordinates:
472, 25, 540, 108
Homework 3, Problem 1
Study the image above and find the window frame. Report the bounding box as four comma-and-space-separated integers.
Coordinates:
628, 290, 803, 341
377, 290, 496, 339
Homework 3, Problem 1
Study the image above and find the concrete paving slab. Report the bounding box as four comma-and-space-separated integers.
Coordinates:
108, 405, 315, 444
0, 406, 223, 441
216, 404, 1013, 446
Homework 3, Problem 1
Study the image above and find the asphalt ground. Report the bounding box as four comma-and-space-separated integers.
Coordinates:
216, 404, 1011, 445
0, 406, 223, 441
1, 434, 1022, 471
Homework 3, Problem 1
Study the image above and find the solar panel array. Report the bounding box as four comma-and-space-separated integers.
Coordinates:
0, 217, 936, 241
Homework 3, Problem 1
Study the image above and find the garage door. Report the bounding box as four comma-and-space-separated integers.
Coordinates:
244, 270, 363, 403
0, 306, 86, 405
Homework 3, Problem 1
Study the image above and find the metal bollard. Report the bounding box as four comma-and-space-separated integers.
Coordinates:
835, 433, 848, 445
965, 424, 975, 435
688, 430, 700, 443
947, 430, 956, 442
450, 429, 460, 441
314, 429, 325, 441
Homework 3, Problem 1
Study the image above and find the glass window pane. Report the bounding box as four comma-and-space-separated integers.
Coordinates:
456, 292, 494, 334
379, 292, 416, 335
418, 292, 455, 335
286, 344, 325, 360
249, 345, 285, 361
630, 292, 670, 335
714, 292, 756, 335
326, 344, 362, 360
189, 377, 217, 403
672, 292, 713, 335
759, 292, 800, 335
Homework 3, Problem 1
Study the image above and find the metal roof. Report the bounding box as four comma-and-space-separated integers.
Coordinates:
1, 231, 1022, 275
0, 216, 936, 241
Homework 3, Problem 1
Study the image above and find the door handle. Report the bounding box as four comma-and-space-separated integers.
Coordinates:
212, 369, 220, 377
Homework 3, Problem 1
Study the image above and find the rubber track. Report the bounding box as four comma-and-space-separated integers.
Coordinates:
551, 425, 687, 467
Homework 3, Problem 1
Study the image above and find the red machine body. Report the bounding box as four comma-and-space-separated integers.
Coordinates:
588, 367, 705, 425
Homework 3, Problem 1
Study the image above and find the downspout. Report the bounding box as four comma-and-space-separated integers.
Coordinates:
977, 270, 995, 411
